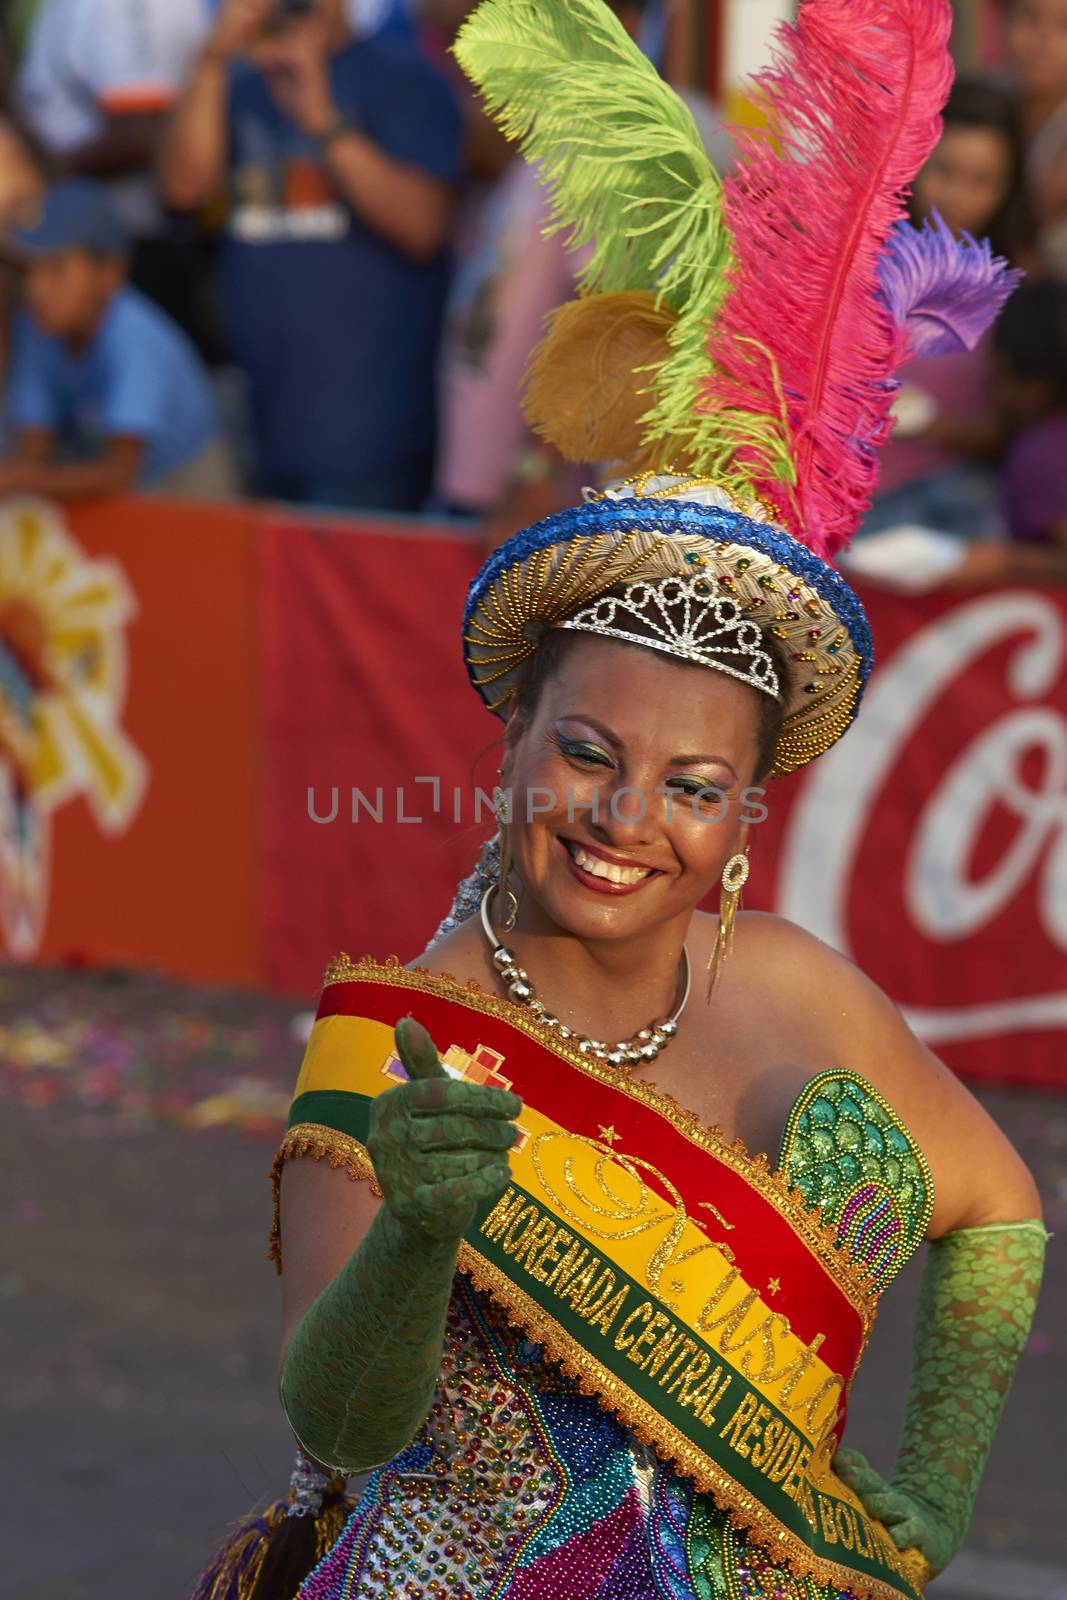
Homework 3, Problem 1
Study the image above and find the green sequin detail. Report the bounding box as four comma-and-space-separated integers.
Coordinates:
685, 1497, 731, 1600
687, 1496, 828, 1600
778, 1071, 934, 1291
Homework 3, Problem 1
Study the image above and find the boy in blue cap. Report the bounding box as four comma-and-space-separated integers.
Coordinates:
0, 179, 235, 501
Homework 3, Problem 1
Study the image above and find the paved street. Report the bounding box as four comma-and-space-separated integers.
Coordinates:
1, 968, 1064, 1599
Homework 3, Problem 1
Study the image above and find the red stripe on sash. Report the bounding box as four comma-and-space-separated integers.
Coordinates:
319, 976, 865, 1385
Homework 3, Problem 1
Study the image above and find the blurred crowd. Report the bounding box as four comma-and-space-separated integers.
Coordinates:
0, 0, 1065, 580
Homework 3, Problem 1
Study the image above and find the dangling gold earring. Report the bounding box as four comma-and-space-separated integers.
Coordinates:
495, 781, 519, 932
707, 849, 749, 999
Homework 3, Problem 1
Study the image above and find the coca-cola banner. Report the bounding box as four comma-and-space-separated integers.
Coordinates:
745, 585, 1067, 1088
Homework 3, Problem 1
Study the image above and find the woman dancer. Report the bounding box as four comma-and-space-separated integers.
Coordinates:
194, 2, 1045, 1597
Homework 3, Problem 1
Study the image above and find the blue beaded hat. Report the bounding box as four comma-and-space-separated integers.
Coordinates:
455, 0, 1018, 774
463, 476, 872, 776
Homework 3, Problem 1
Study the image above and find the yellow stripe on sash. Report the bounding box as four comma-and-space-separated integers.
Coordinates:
290, 1013, 845, 1455
293, 1014, 395, 1100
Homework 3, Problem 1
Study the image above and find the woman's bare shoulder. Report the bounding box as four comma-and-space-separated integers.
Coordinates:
407, 917, 491, 984
735, 910, 872, 991
735, 910, 935, 1071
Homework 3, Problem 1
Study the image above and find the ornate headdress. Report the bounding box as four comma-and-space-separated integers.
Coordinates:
455, 0, 1019, 775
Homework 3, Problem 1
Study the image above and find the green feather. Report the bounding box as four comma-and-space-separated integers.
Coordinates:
453, 0, 751, 473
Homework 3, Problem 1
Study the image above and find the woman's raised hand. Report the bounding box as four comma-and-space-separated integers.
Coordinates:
366, 1016, 522, 1243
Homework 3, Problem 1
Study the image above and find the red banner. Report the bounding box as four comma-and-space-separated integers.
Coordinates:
4, 496, 1064, 1087
258, 516, 494, 996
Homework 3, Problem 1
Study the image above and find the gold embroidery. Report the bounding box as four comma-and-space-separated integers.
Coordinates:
898, 1549, 935, 1592
274, 972, 923, 1596
270, 1015, 922, 1600
735, 1313, 794, 1384
320, 954, 879, 1333
529, 1129, 731, 1310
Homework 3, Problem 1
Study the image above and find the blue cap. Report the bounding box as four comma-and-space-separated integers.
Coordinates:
5, 179, 128, 258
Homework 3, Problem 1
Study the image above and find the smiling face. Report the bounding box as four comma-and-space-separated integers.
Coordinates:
502, 634, 771, 948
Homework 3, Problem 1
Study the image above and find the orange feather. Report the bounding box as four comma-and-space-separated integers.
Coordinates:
523, 291, 677, 468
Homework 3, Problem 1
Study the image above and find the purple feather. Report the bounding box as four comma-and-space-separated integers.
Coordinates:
877, 211, 1023, 360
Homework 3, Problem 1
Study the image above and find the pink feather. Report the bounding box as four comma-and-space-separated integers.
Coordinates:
698, 0, 954, 558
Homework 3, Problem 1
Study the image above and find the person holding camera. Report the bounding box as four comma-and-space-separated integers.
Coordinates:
161, 0, 461, 510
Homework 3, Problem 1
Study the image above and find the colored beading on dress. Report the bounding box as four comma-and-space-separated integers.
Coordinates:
780, 1074, 934, 1291
297, 1279, 862, 1600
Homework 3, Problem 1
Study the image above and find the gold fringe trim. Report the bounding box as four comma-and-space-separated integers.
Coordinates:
193, 1502, 287, 1600
269, 1125, 381, 1273
897, 1549, 935, 1593
315, 1489, 357, 1557
320, 954, 881, 1329
267, 1118, 924, 1599
454, 1243, 920, 1600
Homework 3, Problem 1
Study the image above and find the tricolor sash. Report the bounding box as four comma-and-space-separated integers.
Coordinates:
272, 957, 930, 1600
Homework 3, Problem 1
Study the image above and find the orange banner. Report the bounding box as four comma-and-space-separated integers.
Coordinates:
0, 495, 261, 986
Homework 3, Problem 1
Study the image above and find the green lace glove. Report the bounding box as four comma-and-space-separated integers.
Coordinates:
834, 1219, 1046, 1576
280, 1016, 522, 1475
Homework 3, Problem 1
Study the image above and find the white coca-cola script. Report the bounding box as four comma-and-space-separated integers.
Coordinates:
777, 593, 1067, 1045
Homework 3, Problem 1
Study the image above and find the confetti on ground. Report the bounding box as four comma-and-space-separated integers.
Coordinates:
0, 964, 303, 1137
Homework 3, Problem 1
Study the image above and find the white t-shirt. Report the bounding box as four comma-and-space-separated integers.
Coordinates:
16, 0, 211, 233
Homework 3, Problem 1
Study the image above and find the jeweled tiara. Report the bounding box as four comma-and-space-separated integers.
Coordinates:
557, 574, 779, 698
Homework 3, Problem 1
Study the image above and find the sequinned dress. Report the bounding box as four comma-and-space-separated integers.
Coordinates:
295, 1072, 933, 1600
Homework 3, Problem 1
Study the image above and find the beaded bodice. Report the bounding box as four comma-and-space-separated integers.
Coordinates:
781, 1071, 933, 1289
299, 1071, 932, 1600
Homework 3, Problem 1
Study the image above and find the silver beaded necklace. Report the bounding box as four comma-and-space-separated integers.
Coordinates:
479, 886, 691, 1067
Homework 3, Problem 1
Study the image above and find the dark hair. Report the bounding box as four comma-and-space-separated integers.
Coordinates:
994, 277, 1067, 404
513, 612, 787, 783
910, 76, 1034, 261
